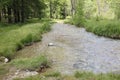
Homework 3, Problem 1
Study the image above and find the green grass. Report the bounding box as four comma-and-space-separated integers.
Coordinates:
74, 71, 120, 80
13, 71, 120, 80
11, 55, 48, 70
14, 75, 42, 80
0, 18, 52, 59
14, 72, 61, 80
44, 72, 61, 77
85, 19, 120, 39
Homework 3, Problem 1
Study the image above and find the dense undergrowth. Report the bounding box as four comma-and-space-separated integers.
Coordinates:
0, 18, 52, 59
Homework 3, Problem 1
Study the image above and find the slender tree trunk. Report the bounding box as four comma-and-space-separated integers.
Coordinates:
50, 0, 53, 18
17, 9, 20, 22
3, 7, 7, 21
71, 0, 76, 17
96, 0, 101, 16
0, 11, 1, 22
7, 7, 12, 23
63, 3, 66, 19
13, 0, 18, 23
21, 0, 25, 23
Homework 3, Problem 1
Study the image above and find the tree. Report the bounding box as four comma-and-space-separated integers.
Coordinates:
0, 0, 47, 23
73, 0, 85, 26
111, 0, 120, 19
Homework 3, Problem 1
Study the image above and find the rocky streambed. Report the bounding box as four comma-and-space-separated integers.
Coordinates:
3, 23, 120, 79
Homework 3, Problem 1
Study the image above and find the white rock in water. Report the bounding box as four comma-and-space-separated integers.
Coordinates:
4, 58, 9, 63
48, 43, 54, 46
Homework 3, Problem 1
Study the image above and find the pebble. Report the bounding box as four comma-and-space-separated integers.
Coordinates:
4, 58, 9, 63
48, 43, 54, 46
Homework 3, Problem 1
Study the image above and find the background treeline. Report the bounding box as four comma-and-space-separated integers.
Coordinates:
0, 0, 71, 23
69, 0, 120, 39
70, 0, 120, 26
0, 0, 47, 23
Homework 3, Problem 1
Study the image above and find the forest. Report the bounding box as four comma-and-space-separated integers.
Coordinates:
0, 0, 120, 80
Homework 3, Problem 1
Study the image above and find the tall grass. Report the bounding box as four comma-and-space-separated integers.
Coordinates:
75, 71, 120, 80
11, 55, 48, 70
85, 20, 120, 39
0, 19, 52, 59
14, 75, 42, 80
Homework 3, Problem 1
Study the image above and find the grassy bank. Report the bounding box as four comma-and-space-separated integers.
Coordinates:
0, 18, 52, 59
65, 18, 120, 39
11, 55, 48, 70
85, 20, 120, 39
14, 71, 120, 80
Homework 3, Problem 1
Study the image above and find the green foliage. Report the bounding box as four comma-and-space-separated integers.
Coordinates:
85, 19, 120, 39
72, 0, 85, 27
0, 0, 47, 23
110, 0, 120, 19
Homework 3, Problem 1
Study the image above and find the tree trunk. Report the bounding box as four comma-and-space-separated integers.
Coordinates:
17, 9, 20, 22
21, 0, 25, 23
0, 11, 1, 22
13, 0, 18, 23
71, 0, 76, 17
96, 0, 101, 16
7, 7, 12, 23
50, 0, 53, 18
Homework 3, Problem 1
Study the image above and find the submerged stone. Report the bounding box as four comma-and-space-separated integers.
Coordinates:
48, 43, 54, 46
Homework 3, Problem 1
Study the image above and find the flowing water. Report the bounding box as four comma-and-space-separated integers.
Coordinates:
5, 23, 120, 79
